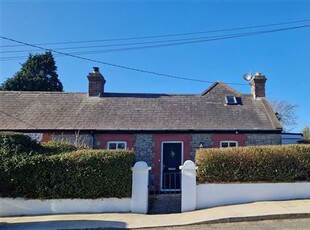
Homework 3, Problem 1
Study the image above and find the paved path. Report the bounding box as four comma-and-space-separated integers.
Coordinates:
145, 218, 310, 230
148, 194, 181, 214
1, 199, 310, 229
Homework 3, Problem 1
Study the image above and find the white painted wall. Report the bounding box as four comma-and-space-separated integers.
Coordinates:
0, 198, 131, 217
180, 160, 197, 212
131, 161, 151, 214
1, 161, 151, 217
196, 183, 310, 209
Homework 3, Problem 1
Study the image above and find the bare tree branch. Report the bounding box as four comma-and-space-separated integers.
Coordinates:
269, 100, 298, 132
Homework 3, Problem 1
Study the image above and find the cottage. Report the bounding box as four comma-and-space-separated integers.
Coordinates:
0, 67, 282, 191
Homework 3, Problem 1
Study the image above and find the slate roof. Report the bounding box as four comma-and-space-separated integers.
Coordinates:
0, 82, 281, 132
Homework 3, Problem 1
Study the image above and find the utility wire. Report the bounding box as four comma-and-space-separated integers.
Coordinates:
3, 22, 310, 54
57, 24, 310, 55
1, 33, 250, 53
1, 18, 310, 48
1, 23, 309, 84
0, 33, 241, 54
0, 36, 247, 85
1, 23, 310, 59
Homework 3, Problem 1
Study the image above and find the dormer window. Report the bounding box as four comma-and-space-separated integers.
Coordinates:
226, 96, 237, 104
225, 96, 242, 105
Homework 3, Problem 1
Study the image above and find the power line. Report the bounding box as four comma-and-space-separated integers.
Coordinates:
1, 22, 308, 84
0, 33, 241, 54
3, 22, 310, 54
0, 36, 247, 85
1, 23, 310, 60
1, 18, 310, 48
60, 24, 310, 55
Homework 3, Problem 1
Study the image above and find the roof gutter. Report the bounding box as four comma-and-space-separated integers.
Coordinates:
0, 128, 283, 134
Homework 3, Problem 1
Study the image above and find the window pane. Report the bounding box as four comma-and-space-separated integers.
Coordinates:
226, 96, 236, 104
229, 142, 237, 147
109, 143, 117, 149
221, 142, 229, 148
118, 143, 126, 149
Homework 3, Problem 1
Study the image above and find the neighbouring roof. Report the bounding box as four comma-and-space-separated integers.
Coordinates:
0, 82, 282, 132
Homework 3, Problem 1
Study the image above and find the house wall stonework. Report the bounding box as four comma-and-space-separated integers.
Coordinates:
36, 132, 281, 151
134, 134, 154, 167
30, 132, 281, 151
23, 131, 281, 192
190, 134, 213, 161
245, 133, 281, 146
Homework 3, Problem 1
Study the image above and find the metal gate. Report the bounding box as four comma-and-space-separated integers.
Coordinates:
162, 172, 181, 192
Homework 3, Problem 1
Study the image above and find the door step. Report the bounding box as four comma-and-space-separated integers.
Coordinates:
148, 194, 181, 214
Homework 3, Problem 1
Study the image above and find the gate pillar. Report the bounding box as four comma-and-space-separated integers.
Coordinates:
131, 161, 151, 214
179, 160, 197, 212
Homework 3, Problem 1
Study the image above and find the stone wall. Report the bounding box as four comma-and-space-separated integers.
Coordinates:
134, 134, 154, 167
48, 132, 281, 155
189, 134, 213, 161
245, 133, 281, 146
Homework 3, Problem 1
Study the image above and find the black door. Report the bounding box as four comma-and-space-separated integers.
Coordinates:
162, 142, 182, 191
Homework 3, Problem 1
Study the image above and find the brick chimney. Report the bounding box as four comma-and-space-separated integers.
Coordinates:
250, 72, 267, 99
87, 67, 106, 97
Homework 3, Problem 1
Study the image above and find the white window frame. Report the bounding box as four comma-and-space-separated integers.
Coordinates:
220, 140, 238, 148
225, 95, 237, 105
107, 141, 127, 150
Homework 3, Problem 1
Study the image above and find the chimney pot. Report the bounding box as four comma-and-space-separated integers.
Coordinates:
255, 72, 262, 77
93, 67, 100, 73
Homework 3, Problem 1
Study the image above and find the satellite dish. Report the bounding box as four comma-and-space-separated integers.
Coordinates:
243, 73, 253, 81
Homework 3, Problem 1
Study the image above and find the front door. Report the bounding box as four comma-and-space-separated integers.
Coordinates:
161, 142, 182, 191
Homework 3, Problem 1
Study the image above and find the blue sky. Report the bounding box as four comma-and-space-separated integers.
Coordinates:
1, 0, 309, 133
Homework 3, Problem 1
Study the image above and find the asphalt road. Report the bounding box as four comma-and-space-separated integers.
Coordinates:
145, 218, 310, 230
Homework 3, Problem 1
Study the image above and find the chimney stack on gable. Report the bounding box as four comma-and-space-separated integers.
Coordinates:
87, 67, 106, 97
251, 72, 267, 99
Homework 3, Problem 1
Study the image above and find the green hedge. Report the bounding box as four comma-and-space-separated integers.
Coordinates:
0, 132, 136, 199
0, 149, 135, 199
0, 132, 43, 157
42, 140, 77, 155
196, 145, 310, 183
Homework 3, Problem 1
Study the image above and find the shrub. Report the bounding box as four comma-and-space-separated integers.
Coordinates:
0, 149, 135, 199
196, 145, 310, 183
42, 140, 77, 155
0, 132, 43, 157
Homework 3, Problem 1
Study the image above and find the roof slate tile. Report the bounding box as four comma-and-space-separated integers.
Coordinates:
0, 83, 281, 131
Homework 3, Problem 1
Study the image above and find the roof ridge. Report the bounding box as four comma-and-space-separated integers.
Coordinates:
0, 91, 201, 96
103, 92, 198, 96
201, 82, 220, 96
201, 81, 242, 96
0, 91, 86, 94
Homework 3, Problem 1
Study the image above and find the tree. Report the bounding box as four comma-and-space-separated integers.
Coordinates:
0, 51, 63, 91
269, 100, 298, 132
302, 126, 310, 140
